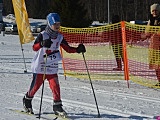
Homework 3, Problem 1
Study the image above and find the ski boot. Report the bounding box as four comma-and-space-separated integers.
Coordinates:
113, 67, 122, 71
53, 101, 67, 118
23, 93, 34, 114
113, 58, 123, 71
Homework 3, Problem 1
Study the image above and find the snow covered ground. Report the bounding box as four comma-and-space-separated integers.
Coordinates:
0, 33, 160, 120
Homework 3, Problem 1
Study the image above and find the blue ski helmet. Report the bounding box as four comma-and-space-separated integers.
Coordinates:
47, 13, 60, 27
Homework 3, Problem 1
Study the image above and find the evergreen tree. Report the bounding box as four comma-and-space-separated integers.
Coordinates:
4, 0, 160, 24
53, 0, 91, 28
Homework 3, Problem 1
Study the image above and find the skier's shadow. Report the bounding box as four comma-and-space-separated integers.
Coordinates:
67, 113, 153, 120
42, 112, 155, 120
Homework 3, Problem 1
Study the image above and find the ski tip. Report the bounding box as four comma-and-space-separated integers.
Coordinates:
53, 117, 58, 120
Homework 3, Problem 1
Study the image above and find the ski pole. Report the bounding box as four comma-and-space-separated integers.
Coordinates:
38, 51, 48, 119
38, 80, 45, 119
20, 44, 27, 73
82, 52, 101, 118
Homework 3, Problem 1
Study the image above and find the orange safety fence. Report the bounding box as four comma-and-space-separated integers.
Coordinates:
60, 23, 125, 81
125, 22, 160, 88
59, 21, 160, 88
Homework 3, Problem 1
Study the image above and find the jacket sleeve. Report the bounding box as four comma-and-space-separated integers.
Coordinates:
32, 33, 43, 51
60, 38, 77, 53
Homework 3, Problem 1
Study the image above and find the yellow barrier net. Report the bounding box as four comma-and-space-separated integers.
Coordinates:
60, 22, 160, 88
125, 22, 160, 88
60, 23, 125, 81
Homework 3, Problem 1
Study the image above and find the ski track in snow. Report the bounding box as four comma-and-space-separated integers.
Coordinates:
11, 92, 155, 119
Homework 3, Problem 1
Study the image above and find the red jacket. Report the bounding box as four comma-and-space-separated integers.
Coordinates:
33, 33, 77, 53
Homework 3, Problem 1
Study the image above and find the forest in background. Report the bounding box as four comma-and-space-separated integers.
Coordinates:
2, 0, 160, 23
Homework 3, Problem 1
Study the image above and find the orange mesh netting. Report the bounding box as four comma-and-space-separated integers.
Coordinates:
60, 23, 124, 81
125, 22, 160, 88
59, 21, 160, 88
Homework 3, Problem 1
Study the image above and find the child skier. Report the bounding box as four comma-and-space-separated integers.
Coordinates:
23, 13, 86, 115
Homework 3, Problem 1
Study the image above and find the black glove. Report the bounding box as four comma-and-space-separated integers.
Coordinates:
76, 44, 86, 53
41, 39, 53, 48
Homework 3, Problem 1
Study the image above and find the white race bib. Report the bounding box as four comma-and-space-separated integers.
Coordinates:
45, 51, 62, 65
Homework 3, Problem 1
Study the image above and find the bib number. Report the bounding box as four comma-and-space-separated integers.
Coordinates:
46, 52, 62, 64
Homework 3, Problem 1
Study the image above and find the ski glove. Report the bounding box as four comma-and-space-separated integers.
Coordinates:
41, 39, 53, 48
76, 44, 86, 53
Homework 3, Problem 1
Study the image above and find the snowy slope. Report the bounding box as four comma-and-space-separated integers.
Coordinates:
0, 33, 160, 120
